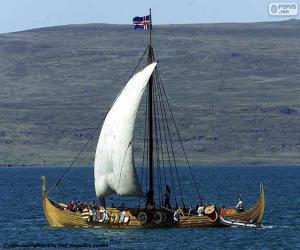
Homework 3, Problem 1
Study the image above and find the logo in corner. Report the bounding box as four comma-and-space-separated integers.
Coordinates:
269, 2, 298, 16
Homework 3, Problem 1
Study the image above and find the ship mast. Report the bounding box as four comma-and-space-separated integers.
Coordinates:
147, 8, 154, 207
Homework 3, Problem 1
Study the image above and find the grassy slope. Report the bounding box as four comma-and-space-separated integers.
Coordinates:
0, 20, 300, 166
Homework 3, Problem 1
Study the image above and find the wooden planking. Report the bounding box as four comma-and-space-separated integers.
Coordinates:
42, 196, 221, 228
42, 183, 265, 228
224, 183, 265, 224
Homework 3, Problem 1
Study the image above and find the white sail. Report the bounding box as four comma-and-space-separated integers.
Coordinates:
94, 62, 157, 199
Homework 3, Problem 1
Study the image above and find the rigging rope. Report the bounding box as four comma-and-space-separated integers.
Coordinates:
156, 71, 202, 203
156, 74, 185, 208
153, 77, 167, 189
154, 74, 178, 208
46, 45, 150, 195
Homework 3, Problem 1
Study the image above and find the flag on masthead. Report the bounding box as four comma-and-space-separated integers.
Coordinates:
132, 15, 152, 30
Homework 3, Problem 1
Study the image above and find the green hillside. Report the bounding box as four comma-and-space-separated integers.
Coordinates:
1, 20, 300, 166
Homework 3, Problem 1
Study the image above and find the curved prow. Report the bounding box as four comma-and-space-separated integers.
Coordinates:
41, 176, 46, 197
224, 182, 266, 225
257, 182, 265, 224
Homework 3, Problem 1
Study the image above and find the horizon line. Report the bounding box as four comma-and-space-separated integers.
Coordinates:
1, 18, 299, 35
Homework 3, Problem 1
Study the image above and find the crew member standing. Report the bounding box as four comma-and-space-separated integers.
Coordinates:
236, 197, 244, 212
164, 185, 171, 208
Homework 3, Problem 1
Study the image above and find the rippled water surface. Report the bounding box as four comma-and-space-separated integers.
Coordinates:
0, 166, 299, 249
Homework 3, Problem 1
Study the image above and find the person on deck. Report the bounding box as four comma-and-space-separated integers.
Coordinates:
146, 189, 154, 209
164, 185, 171, 208
91, 201, 97, 210
78, 202, 85, 212
73, 201, 80, 212
88, 205, 94, 222
197, 202, 204, 216
236, 198, 244, 212
66, 201, 74, 211
188, 205, 193, 216
220, 205, 227, 216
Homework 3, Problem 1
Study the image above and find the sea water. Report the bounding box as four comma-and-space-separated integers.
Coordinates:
0, 166, 299, 249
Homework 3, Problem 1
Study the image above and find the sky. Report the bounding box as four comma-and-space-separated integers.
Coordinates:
0, 0, 299, 33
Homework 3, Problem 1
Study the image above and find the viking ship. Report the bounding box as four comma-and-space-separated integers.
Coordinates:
41, 10, 265, 228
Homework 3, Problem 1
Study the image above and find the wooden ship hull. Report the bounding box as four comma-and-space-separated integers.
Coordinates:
42, 179, 265, 228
